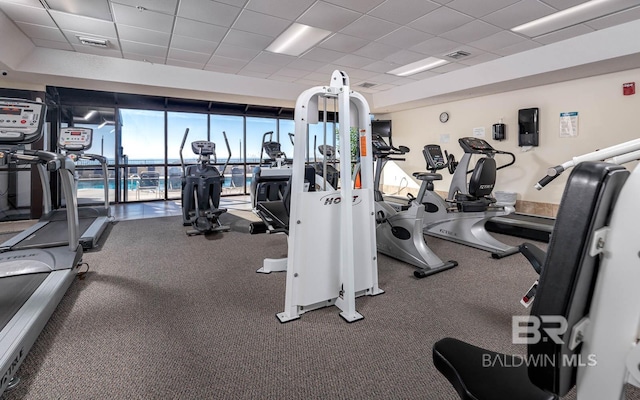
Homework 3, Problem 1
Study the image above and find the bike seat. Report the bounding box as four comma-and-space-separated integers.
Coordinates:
412, 172, 442, 182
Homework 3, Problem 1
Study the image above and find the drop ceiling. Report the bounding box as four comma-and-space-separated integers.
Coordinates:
1, 0, 640, 112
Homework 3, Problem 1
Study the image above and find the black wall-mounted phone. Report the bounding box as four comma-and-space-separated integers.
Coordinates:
492, 123, 505, 141
518, 108, 539, 147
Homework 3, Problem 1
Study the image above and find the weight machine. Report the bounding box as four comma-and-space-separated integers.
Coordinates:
255, 71, 383, 322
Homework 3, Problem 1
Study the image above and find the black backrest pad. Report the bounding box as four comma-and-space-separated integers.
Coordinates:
468, 157, 496, 197
528, 162, 628, 395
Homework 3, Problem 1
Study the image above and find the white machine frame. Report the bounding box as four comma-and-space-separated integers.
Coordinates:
274, 71, 383, 323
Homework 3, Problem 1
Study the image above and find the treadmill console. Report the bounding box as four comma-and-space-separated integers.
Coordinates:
458, 137, 495, 154
0, 98, 46, 144
423, 144, 446, 170
372, 134, 391, 153
59, 127, 93, 151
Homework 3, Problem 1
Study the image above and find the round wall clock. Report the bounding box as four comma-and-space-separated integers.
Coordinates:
439, 112, 449, 123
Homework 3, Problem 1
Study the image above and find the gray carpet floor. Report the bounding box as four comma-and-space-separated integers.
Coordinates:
1, 211, 638, 399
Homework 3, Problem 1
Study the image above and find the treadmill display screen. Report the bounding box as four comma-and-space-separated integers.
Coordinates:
0, 107, 21, 116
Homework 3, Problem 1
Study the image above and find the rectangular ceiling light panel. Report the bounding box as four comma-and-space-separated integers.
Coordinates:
266, 23, 332, 56
387, 57, 448, 76
512, 0, 640, 37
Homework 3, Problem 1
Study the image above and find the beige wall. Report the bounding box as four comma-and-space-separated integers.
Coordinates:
378, 68, 640, 205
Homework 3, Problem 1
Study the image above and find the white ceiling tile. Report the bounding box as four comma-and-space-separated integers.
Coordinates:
533, 24, 595, 45
409, 7, 473, 35
238, 69, 271, 78
315, 63, 342, 74
482, 1, 557, 30
362, 60, 400, 73
62, 29, 119, 49
383, 49, 424, 64
166, 57, 206, 69
245, 0, 315, 20
50, 10, 117, 37
168, 48, 211, 64
47, 0, 112, 21
456, 52, 502, 66
214, 44, 260, 60
539, 0, 584, 10
177, 0, 241, 26
353, 41, 399, 59
123, 53, 166, 64
376, 27, 432, 48
368, 0, 440, 25
0, 0, 43, 7
439, 20, 502, 43
467, 30, 526, 52
217, 0, 250, 7
208, 55, 248, 68
241, 61, 281, 73
297, 1, 362, 32
343, 68, 378, 79
221, 29, 273, 50
252, 52, 296, 66
334, 54, 376, 68
0, 3, 55, 26
446, 0, 520, 18
31, 38, 74, 50
111, 0, 178, 14
203, 64, 243, 74
120, 40, 167, 57
112, 4, 174, 33
71, 44, 122, 57
301, 47, 346, 62
275, 67, 311, 78
365, 73, 401, 84
324, 0, 386, 13
319, 33, 368, 53
15, 22, 67, 42
410, 37, 461, 56
173, 18, 228, 42
286, 58, 324, 71
340, 15, 399, 41
232, 9, 290, 37
171, 35, 218, 53
586, 6, 640, 30
117, 25, 171, 47
295, 78, 325, 85
492, 40, 541, 57
303, 71, 330, 81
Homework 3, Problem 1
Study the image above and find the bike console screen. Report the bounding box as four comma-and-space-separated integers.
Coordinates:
423, 144, 446, 169
458, 137, 495, 154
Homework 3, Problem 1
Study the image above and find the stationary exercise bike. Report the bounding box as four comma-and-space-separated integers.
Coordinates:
179, 128, 231, 236
419, 137, 518, 258
372, 134, 458, 278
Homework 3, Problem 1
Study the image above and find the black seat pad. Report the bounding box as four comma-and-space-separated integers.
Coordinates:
413, 172, 442, 181
433, 338, 558, 400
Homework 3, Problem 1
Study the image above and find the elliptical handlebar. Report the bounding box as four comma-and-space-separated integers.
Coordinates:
179, 128, 189, 178
221, 131, 231, 177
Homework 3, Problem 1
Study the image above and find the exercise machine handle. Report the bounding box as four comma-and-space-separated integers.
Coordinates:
221, 131, 231, 176
179, 128, 189, 177
535, 165, 564, 190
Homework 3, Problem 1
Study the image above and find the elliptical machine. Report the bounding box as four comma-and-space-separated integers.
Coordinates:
419, 137, 518, 258
250, 131, 292, 210
372, 134, 458, 278
179, 128, 231, 236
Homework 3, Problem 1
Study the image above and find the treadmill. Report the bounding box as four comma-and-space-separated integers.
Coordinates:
0, 127, 112, 250
0, 97, 83, 395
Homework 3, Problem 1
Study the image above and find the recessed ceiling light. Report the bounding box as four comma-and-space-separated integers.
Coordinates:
266, 23, 332, 57
77, 36, 109, 48
387, 57, 448, 77
512, 0, 640, 37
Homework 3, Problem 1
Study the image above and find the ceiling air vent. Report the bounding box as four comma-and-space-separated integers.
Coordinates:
445, 50, 471, 59
77, 36, 109, 48
358, 82, 376, 88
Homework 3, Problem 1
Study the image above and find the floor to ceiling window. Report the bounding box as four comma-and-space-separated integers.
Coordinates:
167, 112, 208, 200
